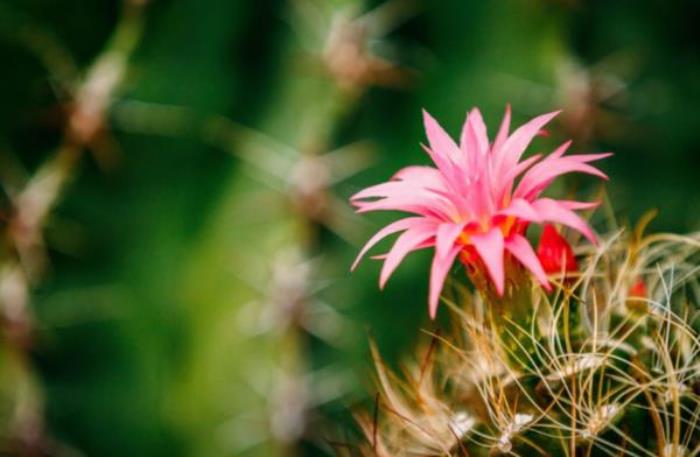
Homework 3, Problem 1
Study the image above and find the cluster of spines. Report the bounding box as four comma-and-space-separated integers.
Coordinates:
350, 228, 700, 456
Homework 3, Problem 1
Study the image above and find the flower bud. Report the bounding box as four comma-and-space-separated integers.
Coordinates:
537, 224, 577, 275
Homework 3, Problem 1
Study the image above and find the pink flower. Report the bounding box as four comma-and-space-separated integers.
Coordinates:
351, 106, 610, 318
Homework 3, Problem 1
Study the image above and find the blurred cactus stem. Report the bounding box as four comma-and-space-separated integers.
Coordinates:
354, 225, 700, 456
0, 0, 145, 453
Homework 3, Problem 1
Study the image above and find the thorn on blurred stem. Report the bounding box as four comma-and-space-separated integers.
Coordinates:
318, 1, 416, 94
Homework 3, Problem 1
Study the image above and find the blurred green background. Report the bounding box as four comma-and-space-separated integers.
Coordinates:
0, 0, 698, 455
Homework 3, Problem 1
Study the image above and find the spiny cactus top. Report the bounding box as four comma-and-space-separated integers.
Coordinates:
351, 106, 610, 317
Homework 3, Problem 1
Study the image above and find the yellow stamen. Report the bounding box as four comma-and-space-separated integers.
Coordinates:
500, 216, 516, 237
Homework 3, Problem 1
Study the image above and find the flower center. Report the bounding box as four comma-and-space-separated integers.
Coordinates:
457, 216, 519, 267
457, 216, 518, 248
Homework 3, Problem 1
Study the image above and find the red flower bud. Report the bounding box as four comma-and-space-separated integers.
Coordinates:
537, 224, 578, 275
629, 278, 647, 299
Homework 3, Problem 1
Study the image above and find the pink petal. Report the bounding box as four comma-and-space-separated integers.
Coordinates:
352, 217, 426, 271
565, 152, 613, 163
380, 225, 437, 288
371, 238, 434, 261
510, 141, 570, 196
393, 165, 446, 189
353, 195, 458, 221
423, 109, 461, 165
531, 198, 597, 244
471, 228, 505, 295
421, 144, 467, 199
350, 181, 412, 200
501, 153, 542, 185
435, 222, 467, 260
492, 104, 511, 154
393, 166, 455, 202
422, 110, 478, 204
428, 244, 461, 319
496, 153, 542, 202
505, 234, 551, 290
350, 181, 452, 206
352, 167, 447, 200
549, 140, 573, 160
460, 108, 489, 157
515, 159, 608, 200
469, 173, 496, 218
497, 198, 542, 222
499, 110, 560, 173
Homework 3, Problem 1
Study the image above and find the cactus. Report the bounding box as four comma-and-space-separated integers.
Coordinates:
0, 1, 144, 453
345, 104, 700, 456
352, 224, 700, 456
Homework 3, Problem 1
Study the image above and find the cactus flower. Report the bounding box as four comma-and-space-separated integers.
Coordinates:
351, 106, 610, 317
536, 224, 578, 276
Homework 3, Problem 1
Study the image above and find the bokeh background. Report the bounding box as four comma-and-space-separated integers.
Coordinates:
0, 0, 699, 455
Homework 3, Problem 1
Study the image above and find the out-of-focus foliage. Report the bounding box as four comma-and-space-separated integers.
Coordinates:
0, 0, 698, 456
